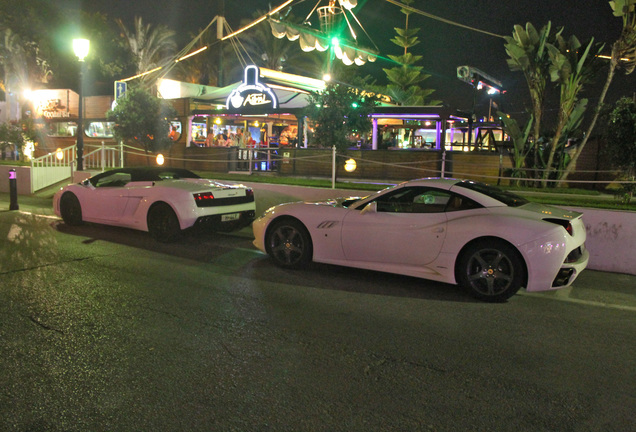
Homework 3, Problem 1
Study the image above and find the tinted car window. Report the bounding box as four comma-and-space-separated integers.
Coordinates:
374, 187, 451, 213
94, 172, 131, 187
456, 180, 528, 207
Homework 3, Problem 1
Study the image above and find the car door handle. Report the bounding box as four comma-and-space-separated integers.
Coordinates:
432, 227, 445, 233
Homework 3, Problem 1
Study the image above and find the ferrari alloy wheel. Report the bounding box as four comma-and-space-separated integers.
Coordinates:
60, 192, 83, 226
266, 219, 313, 269
148, 203, 181, 242
457, 240, 526, 302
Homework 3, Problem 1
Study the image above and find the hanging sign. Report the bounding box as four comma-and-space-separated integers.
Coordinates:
226, 65, 278, 111
115, 80, 127, 100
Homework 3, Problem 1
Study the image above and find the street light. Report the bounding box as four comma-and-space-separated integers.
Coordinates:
73, 38, 89, 171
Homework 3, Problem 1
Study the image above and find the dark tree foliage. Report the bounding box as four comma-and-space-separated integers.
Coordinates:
605, 97, 636, 176
303, 81, 376, 153
106, 86, 177, 156
0, 122, 24, 159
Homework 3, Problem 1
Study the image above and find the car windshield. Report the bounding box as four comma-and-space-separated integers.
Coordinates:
341, 197, 367, 208
154, 169, 200, 180
456, 180, 529, 207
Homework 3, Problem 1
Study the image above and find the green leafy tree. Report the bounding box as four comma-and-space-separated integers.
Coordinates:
0, 0, 56, 87
382, 0, 438, 106
497, 113, 533, 186
304, 81, 376, 153
541, 34, 601, 185
504, 22, 554, 179
504, 22, 602, 186
603, 97, 636, 202
562, 0, 636, 181
0, 122, 25, 159
1, 4, 128, 93
106, 86, 177, 158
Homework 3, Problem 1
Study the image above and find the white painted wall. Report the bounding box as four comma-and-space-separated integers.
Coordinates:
567, 207, 636, 276
0, 165, 31, 195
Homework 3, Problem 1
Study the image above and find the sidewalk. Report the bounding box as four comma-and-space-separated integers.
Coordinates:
0, 192, 56, 216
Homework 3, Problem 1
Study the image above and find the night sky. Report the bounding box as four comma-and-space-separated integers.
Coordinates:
68, 0, 635, 116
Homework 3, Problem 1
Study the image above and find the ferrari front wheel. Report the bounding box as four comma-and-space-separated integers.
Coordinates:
147, 203, 181, 242
266, 219, 313, 269
60, 192, 83, 226
457, 240, 526, 302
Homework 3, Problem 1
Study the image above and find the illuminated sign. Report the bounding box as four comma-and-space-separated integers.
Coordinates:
115, 80, 127, 100
226, 65, 278, 111
32, 89, 77, 119
37, 99, 70, 118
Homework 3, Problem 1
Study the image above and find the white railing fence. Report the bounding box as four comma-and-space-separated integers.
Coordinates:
30, 141, 123, 193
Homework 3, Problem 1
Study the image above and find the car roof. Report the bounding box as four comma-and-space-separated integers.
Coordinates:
400, 178, 462, 189
393, 178, 526, 208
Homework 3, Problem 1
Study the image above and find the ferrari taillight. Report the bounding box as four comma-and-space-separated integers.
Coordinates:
194, 192, 215, 202
544, 218, 574, 236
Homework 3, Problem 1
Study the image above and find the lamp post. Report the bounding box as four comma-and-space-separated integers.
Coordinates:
73, 38, 89, 171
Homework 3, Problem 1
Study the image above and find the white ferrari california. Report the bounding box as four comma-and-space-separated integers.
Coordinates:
53, 167, 255, 242
253, 178, 589, 302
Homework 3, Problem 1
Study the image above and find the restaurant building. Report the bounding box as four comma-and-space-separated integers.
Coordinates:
29, 65, 513, 181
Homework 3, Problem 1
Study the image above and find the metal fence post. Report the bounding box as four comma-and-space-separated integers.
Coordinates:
441, 149, 446, 178
332, 145, 336, 189
9, 169, 19, 210
101, 141, 105, 172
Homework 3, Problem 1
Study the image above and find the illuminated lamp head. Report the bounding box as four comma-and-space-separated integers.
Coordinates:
72, 38, 90, 61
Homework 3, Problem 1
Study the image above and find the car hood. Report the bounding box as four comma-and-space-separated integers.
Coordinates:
301, 196, 364, 208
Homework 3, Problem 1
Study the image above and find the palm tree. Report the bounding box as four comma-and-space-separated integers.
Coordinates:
541, 35, 600, 186
116, 16, 177, 81
504, 22, 554, 180
561, 0, 636, 181
171, 24, 235, 87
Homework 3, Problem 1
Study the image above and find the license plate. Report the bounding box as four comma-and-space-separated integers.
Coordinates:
221, 213, 239, 222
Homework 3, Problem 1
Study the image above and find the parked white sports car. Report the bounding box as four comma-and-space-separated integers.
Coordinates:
253, 178, 589, 302
53, 167, 255, 242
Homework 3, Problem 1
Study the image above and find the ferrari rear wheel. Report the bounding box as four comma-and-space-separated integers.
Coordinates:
266, 219, 312, 269
148, 203, 181, 242
457, 240, 525, 302
60, 192, 83, 226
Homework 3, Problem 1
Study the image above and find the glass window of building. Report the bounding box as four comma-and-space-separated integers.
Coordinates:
168, 120, 182, 142
86, 121, 116, 138
47, 121, 78, 137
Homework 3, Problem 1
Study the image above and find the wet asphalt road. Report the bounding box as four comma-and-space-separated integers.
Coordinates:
1, 189, 636, 431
